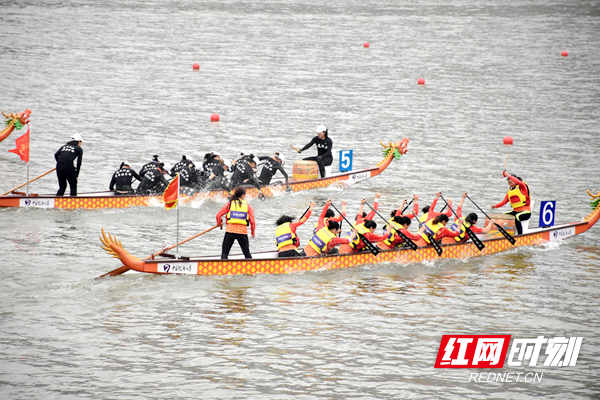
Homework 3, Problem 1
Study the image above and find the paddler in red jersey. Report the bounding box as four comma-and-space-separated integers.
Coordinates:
442, 192, 496, 244
339, 197, 387, 254
383, 194, 420, 232
416, 213, 462, 246
216, 187, 256, 259
312, 198, 346, 234
417, 192, 453, 226
377, 216, 422, 250
304, 199, 350, 256
275, 201, 316, 258
492, 172, 531, 235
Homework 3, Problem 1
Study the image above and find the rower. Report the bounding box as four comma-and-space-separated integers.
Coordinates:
377, 216, 422, 250
295, 125, 333, 178
275, 201, 316, 258
418, 192, 453, 225
216, 187, 255, 259
339, 198, 387, 254
203, 152, 229, 190
384, 194, 419, 231
109, 162, 142, 195
442, 192, 496, 244
343, 193, 380, 237
136, 163, 170, 195
54, 134, 83, 196
258, 152, 288, 185
492, 172, 532, 234
171, 155, 196, 178
418, 214, 462, 245
304, 200, 350, 256
228, 156, 265, 199
139, 155, 161, 178
312, 199, 347, 234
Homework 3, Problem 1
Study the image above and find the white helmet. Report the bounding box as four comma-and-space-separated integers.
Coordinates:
72, 134, 83, 142
276, 152, 285, 164
315, 124, 327, 134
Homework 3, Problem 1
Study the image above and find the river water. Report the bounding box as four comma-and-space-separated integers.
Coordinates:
1, 1, 600, 399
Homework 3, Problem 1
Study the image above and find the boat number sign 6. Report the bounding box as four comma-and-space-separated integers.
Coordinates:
539, 201, 556, 228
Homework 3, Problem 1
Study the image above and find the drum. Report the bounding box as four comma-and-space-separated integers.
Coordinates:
292, 160, 319, 181
484, 213, 516, 237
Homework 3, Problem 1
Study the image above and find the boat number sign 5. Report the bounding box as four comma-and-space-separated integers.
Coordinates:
157, 262, 197, 274
339, 150, 353, 172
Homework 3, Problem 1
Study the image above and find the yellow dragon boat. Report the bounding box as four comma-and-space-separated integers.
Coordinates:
98, 190, 600, 277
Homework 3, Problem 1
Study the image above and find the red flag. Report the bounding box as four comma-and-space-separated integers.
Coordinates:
8, 124, 30, 163
163, 173, 179, 210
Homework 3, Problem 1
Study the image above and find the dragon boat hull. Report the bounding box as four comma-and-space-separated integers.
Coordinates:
100, 190, 600, 276
1, 139, 408, 209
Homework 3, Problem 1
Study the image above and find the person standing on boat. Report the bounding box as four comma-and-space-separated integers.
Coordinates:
295, 125, 333, 178
136, 163, 170, 195
139, 155, 162, 178
441, 192, 496, 244
492, 172, 531, 235
217, 187, 256, 259
376, 216, 423, 250
54, 134, 83, 196
258, 152, 288, 185
304, 199, 351, 256
275, 201, 316, 258
109, 162, 142, 195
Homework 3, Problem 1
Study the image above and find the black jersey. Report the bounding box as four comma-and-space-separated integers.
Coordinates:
54, 142, 83, 176
110, 167, 142, 193
258, 157, 288, 185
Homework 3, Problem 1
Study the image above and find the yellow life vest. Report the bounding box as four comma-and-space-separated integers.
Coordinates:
419, 213, 429, 225
420, 219, 443, 244
507, 182, 530, 209
308, 227, 336, 253
450, 219, 472, 242
383, 220, 403, 246
349, 223, 370, 250
227, 200, 249, 225
275, 222, 297, 249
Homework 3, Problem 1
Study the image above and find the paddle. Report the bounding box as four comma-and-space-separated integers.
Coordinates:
330, 203, 380, 256
439, 195, 485, 251
364, 202, 418, 251
466, 195, 516, 245
2, 167, 56, 196
289, 144, 302, 154
95, 224, 220, 279
401, 198, 413, 214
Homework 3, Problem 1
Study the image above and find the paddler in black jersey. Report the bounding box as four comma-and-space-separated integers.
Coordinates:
229, 155, 265, 200
139, 155, 162, 178
109, 162, 142, 195
137, 163, 170, 195
170, 155, 195, 178
203, 152, 229, 190
257, 152, 288, 185
295, 125, 333, 178
54, 134, 83, 196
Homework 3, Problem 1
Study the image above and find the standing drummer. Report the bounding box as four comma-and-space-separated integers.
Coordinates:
294, 125, 333, 178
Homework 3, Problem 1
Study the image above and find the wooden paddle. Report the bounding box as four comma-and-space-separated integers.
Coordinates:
95, 224, 220, 279
289, 144, 302, 153
439, 195, 485, 251
466, 195, 516, 245
2, 167, 56, 196
330, 203, 380, 256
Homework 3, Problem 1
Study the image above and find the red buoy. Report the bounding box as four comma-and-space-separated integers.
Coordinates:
210, 113, 220, 122
417, 78, 425, 85
363, 42, 370, 48
503, 136, 513, 145
561, 50, 568, 57
192, 63, 200, 70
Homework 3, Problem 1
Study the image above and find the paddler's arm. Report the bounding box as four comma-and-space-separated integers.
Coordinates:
248, 205, 256, 238
291, 201, 315, 229
429, 193, 441, 220
277, 162, 289, 182
341, 199, 347, 218
357, 199, 366, 224
75, 146, 83, 177
132, 170, 142, 182
394, 198, 407, 217
109, 173, 116, 191
366, 193, 380, 220
319, 199, 332, 230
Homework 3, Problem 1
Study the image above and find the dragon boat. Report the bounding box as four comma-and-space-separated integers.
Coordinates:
98, 190, 600, 277
1, 109, 31, 143
0, 138, 408, 209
